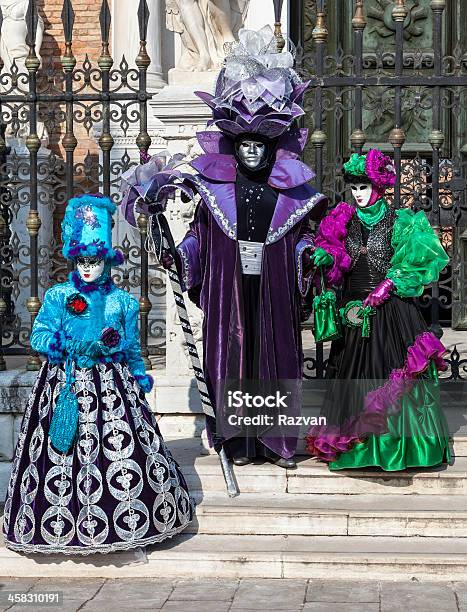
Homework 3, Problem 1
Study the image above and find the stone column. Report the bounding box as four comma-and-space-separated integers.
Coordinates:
149, 86, 210, 404
109, 1, 167, 366
244, 0, 289, 38
112, 0, 165, 91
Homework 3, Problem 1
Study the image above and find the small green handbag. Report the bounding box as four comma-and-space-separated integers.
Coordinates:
312, 270, 342, 343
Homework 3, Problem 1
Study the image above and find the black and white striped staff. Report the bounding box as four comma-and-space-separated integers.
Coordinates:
147, 209, 240, 498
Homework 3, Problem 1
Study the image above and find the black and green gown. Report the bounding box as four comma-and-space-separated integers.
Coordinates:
307, 201, 452, 471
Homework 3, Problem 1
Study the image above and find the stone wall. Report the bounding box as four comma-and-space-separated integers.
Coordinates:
38, 0, 103, 158
0, 371, 37, 497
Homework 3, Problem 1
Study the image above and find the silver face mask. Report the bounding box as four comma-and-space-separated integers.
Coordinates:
237, 139, 268, 171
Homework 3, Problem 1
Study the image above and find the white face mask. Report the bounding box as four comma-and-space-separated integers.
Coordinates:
237, 139, 267, 170
350, 183, 373, 208
76, 257, 105, 283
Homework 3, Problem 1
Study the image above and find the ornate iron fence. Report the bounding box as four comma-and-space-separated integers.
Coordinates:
292, 0, 467, 381
0, 0, 165, 371
0, 0, 465, 384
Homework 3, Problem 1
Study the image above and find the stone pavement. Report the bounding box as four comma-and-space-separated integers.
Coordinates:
0, 577, 466, 612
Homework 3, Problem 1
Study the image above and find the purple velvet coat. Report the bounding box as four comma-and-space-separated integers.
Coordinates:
177, 133, 327, 458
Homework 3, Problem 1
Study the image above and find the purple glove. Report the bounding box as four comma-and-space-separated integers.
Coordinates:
363, 279, 394, 308
160, 251, 174, 270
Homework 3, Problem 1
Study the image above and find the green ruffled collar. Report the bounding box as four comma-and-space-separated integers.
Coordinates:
356, 198, 388, 229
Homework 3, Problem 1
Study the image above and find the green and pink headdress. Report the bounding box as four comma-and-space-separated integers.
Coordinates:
344, 149, 396, 204
61, 194, 124, 265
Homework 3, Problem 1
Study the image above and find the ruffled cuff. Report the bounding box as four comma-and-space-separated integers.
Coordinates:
296, 238, 314, 296
387, 209, 449, 298
306, 331, 447, 462
363, 278, 394, 308
135, 374, 154, 393
47, 330, 68, 364
315, 202, 355, 287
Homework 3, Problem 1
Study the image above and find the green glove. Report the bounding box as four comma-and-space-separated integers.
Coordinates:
313, 247, 334, 268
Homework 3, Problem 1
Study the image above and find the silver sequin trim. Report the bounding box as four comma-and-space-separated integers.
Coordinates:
296, 239, 314, 296
178, 246, 192, 289
266, 193, 326, 245
5, 524, 191, 556
346, 208, 395, 278
192, 177, 237, 240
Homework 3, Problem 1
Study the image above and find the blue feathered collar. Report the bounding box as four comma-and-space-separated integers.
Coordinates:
70, 271, 114, 295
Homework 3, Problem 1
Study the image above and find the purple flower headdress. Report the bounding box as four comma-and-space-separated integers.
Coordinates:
120, 152, 191, 227
195, 25, 308, 140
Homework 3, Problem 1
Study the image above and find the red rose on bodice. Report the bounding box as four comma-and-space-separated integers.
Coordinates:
66, 294, 88, 316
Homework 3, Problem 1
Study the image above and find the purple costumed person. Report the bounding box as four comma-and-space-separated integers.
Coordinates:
168, 27, 327, 468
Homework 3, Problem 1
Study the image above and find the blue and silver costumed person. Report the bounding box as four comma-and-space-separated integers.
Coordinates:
3, 194, 193, 555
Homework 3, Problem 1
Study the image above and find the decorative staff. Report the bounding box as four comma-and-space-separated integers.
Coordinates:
120, 154, 240, 498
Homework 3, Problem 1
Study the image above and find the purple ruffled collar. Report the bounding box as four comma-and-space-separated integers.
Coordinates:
192, 125, 315, 189
190, 153, 315, 190
70, 271, 114, 295
186, 129, 327, 244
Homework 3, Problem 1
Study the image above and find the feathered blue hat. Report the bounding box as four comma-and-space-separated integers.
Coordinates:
61, 194, 124, 265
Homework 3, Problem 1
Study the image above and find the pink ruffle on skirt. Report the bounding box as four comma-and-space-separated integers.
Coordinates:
306, 332, 447, 462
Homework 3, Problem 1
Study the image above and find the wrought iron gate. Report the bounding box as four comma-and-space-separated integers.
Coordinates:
0, 0, 164, 371
0, 0, 465, 382
291, 0, 467, 381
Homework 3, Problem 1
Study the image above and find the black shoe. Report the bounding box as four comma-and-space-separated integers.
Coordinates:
233, 456, 252, 466
275, 457, 297, 469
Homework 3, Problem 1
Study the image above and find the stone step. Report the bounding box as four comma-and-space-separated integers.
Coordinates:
452, 436, 467, 457
157, 414, 467, 456
154, 372, 467, 417
2, 533, 467, 581
168, 440, 467, 496
190, 492, 467, 538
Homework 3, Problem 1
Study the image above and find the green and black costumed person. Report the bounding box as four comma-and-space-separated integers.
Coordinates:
306, 149, 452, 471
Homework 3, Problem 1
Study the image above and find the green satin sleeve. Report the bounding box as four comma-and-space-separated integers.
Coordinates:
386, 208, 449, 298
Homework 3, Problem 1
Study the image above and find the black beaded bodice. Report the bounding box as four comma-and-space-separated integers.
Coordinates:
236, 171, 278, 243
344, 208, 395, 298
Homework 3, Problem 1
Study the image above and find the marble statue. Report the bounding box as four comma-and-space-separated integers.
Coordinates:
166, 0, 250, 71
0, 0, 47, 146
0, 0, 44, 73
